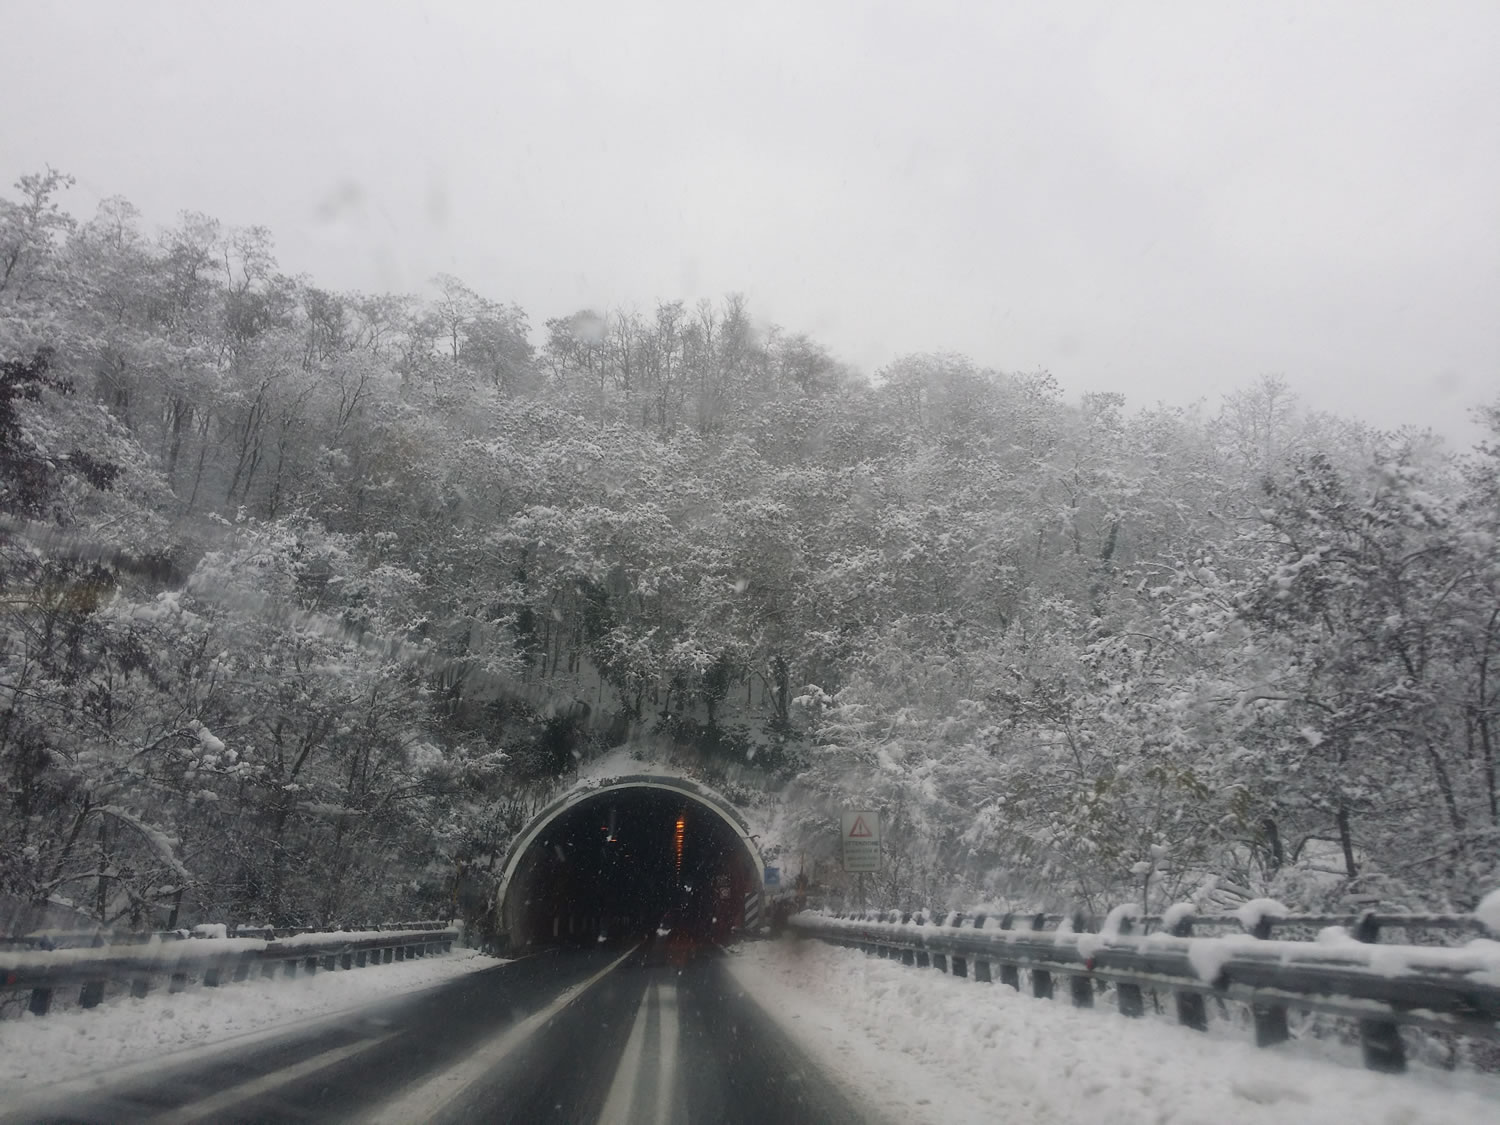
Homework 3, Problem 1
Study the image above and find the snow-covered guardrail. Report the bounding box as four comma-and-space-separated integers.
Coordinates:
790, 903, 1500, 1075
1, 920, 458, 952
1, 926, 458, 1018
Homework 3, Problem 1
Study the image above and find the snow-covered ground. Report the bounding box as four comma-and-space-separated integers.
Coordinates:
724, 937, 1500, 1125
0, 947, 501, 1095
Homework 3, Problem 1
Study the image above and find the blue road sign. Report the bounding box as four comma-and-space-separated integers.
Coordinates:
764, 867, 781, 886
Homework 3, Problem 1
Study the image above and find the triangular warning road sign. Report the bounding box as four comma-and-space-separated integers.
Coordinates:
848, 815, 873, 838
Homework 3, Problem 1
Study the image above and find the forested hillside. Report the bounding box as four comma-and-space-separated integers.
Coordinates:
2, 169, 1496, 933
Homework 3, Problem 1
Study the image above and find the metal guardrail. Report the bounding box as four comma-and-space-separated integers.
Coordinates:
1, 920, 459, 952
790, 907, 1500, 1074
1, 926, 459, 1017
952, 909, 1491, 941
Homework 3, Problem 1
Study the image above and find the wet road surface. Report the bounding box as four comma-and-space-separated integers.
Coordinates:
4, 943, 871, 1125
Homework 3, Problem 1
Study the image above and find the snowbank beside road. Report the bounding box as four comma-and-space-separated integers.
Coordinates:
0, 948, 500, 1094
724, 938, 1500, 1125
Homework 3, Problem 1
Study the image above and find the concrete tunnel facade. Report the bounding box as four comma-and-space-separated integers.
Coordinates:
493, 775, 767, 950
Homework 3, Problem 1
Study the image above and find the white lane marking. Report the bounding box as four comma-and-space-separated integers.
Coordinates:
596, 981, 654, 1125
0, 958, 512, 1122
145, 1033, 397, 1125
654, 981, 680, 1125
597, 977, 681, 1125
360, 946, 638, 1124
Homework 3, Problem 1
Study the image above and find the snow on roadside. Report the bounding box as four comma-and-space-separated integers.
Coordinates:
0, 948, 502, 1094
724, 938, 1500, 1125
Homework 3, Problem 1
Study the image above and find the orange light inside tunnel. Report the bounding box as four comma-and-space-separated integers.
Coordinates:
674, 813, 686, 880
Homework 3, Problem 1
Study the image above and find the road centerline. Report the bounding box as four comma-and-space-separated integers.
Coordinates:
654, 979, 680, 1125
597, 979, 655, 1125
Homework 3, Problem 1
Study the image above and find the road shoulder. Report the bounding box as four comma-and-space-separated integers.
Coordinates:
0, 948, 504, 1101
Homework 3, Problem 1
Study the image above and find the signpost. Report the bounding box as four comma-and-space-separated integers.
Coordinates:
841, 810, 880, 912
840, 811, 880, 872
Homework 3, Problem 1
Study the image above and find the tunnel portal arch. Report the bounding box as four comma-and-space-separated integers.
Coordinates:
493, 775, 766, 949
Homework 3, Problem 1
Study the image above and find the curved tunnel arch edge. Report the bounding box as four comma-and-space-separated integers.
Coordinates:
493, 775, 766, 947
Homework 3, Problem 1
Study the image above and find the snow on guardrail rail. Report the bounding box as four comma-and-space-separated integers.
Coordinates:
1, 924, 459, 1018
790, 892, 1500, 1075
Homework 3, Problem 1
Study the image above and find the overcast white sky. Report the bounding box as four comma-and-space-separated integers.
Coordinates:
3, 1, 1496, 440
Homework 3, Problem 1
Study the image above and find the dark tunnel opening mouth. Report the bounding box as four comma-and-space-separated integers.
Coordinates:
497, 784, 762, 949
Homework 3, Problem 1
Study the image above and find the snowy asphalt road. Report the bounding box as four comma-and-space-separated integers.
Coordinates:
5, 944, 870, 1125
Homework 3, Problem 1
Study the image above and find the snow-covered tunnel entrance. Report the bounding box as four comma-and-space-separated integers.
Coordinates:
493, 776, 766, 950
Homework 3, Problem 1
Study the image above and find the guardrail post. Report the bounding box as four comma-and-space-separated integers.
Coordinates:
1112, 914, 1144, 1017
914, 914, 930, 968
1352, 914, 1405, 1073
169, 971, 188, 993
1069, 911, 1094, 1007
79, 979, 105, 1008
1175, 991, 1207, 1030
1245, 909, 1290, 1047
1069, 973, 1093, 1006
356, 950, 368, 967
132, 976, 150, 999
1168, 913, 1207, 1031
203, 961, 223, 988
383, 947, 393, 963
931, 912, 949, 972
994, 914, 1019, 989
1360, 1018, 1405, 1073
1030, 914, 1053, 999
29, 987, 52, 1016
894, 912, 914, 965
946, 911, 968, 976
971, 914, 991, 982
1116, 981, 1144, 1017
234, 952, 254, 982
283, 959, 298, 979
394, 945, 405, 961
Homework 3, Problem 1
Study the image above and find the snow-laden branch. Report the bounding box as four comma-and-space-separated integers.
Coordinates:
91, 805, 191, 883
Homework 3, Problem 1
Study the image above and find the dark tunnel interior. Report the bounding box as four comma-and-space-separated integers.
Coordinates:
501, 787, 759, 950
